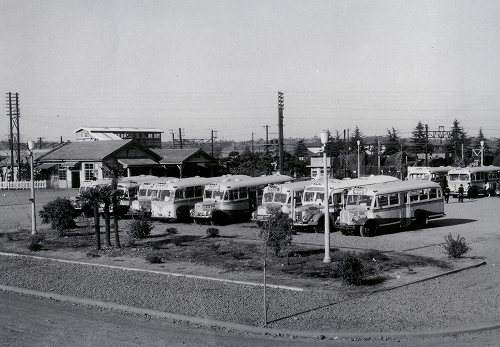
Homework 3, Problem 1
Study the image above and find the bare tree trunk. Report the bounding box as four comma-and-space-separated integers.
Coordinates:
104, 200, 111, 247
112, 172, 121, 248
93, 204, 100, 251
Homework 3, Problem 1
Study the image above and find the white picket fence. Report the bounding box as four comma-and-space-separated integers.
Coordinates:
0, 180, 47, 190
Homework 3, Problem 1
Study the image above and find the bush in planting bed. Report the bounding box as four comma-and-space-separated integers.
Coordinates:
339, 252, 365, 285
165, 227, 178, 236
443, 233, 471, 258
145, 252, 163, 264
27, 234, 44, 251
127, 214, 153, 239
206, 227, 220, 238
39, 198, 77, 235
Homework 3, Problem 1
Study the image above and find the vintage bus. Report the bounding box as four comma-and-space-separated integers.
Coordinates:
407, 166, 454, 188
190, 174, 293, 225
115, 175, 160, 215
129, 177, 177, 216
150, 175, 250, 222
71, 178, 112, 214
251, 179, 318, 226
336, 180, 444, 237
446, 166, 500, 197
293, 175, 399, 232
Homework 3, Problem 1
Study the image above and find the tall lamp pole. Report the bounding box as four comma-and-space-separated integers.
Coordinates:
28, 140, 36, 235
480, 140, 484, 167
357, 140, 361, 178
320, 131, 331, 263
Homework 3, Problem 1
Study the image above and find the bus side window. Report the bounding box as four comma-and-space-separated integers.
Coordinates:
402, 193, 408, 204
419, 189, 428, 201
195, 186, 203, 197
239, 188, 248, 199
389, 193, 399, 205
378, 195, 389, 207
295, 192, 302, 204
175, 189, 185, 199
185, 187, 194, 199
410, 191, 419, 202
429, 188, 437, 199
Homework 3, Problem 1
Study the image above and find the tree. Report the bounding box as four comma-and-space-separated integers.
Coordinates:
448, 119, 469, 166
383, 128, 401, 156
471, 128, 493, 165
411, 121, 427, 156
349, 126, 366, 153
259, 211, 294, 264
80, 186, 107, 251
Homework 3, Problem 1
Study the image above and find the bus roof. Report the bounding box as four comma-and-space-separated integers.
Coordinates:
206, 174, 293, 190
447, 165, 500, 174
305, 175, 399, 193
156, 175, 251, 190
264, 179, 318, 193
407, 166, 455, 174
351, 180, 441, 195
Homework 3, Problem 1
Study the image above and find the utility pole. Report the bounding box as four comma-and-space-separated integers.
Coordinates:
251, 132, 255, 154
7, 92, 21, 181
262, 125, 270, 154
38, 137, 44, 149
377, 139, 381, 174
210, 130, 217, 156
425, 124, 429, 167
169, 130, 176, 149
178, 128, 183, 149
278, 91, 284, 174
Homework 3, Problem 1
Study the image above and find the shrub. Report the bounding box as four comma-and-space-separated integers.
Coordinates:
259, 211, 293, 257
339, 252, 365, 285
165, 227, 178, 236
39, 198, 77, 234
145, 252, 163, 264
27, 235, 44, 251
443, 233, 471, 258
86, 251, 100, 258
206, 227, 220, 238
127, 214, 153, 239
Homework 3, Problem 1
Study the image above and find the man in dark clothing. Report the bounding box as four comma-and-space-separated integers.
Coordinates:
444, 185, 450, 203
467, 183, 473, 200
458, 184, 464, 202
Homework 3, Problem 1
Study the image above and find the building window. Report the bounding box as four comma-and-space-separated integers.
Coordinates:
58, 167, 67, 180
84, 163, 96, 181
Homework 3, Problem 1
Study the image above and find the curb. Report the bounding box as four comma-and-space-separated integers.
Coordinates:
1, 284, 499, 342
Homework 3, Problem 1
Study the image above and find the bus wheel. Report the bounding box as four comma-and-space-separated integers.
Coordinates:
256, 221, 264, 228
314, 218, 334, 233
414, 212, 428, 228
176, 206, 191, 223
359, 223, 377, 237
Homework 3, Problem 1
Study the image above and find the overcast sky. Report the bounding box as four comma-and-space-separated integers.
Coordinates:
1, 0, 500, 143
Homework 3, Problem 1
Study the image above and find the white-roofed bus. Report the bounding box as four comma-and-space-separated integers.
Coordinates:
293, 175, 399, 232
336, 180, 444, 237
129, 177, 177, 216
251, 179, 318, 226
407, 166, 454, 189
446, 166, 500, 198
190, 174, 293, 225
150, 175, 250, 222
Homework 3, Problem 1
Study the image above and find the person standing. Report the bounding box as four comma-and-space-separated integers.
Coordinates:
467, 183, 473, 200
458, 184, 464, 202
444, 185, 450, 203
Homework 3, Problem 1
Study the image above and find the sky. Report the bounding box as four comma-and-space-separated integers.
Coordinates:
1, 0, 500, 143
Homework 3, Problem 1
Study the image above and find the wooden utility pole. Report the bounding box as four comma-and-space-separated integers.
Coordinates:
251, 132, 255, 154
263, 125, 270, 154
7, 92, 21, 181
425, 124, 429, 167
211, 130, 217, 156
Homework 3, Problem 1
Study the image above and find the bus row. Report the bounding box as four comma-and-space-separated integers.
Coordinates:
407, 165, 500, 197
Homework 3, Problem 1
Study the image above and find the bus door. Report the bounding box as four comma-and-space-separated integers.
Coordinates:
400, 192, 411, 227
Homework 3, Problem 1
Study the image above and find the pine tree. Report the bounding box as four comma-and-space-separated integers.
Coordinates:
349, 125, 366, 153
448, 119, 469, 166
411, 121, 427, 155
383, 128, 401, 156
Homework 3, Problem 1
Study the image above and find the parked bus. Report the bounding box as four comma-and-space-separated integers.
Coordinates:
293, 175, 399, 232
150, 175, 250, 222
407, 166, 454, 188
190, 174, 293, 225
129, 177, 177, 216
115, 175, 160, 215
336, 180, 444, 237
251, 179, 318, 226
71, 178, 112, 214
447, 166, 500, 197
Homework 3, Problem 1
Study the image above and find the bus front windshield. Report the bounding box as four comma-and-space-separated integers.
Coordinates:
448, 174, 470, 181
274, 193, 288, 204
304, 191, 324, 203
158, 190, 173, 202
346, 194, 373, 207
138, 188, 148, 197
263, 193, 274, 203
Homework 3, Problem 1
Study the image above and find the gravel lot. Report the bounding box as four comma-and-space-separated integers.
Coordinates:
0, 190, 499, 335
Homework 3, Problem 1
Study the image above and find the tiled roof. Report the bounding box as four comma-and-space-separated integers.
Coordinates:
74, 127, 163, 133
153, 148, 216, 164
37, 140, 134, 161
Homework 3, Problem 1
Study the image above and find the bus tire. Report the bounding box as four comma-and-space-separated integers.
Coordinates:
359, 223, 377, 237
414, 211, 428, 228
176, 206, 191, 223
256, 221, 264, 228
314, 217, 334, 233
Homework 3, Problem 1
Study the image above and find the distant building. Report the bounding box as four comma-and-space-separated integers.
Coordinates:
74, 127, 163, 148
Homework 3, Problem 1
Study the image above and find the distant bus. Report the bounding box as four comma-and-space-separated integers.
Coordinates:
251, 179, 318, 226
150, 175, 250, 222
190, 174, 293, 225
336, 180, 444, 237
293, 175, 399, 232
407, 166, 454, 188
447, 166, 500, 197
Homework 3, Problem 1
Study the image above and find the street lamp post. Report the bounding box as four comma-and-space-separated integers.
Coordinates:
480, 140, 484, 167
28, 140, 37, 235
320, 131, 331, 263
357, 140, 361, 178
